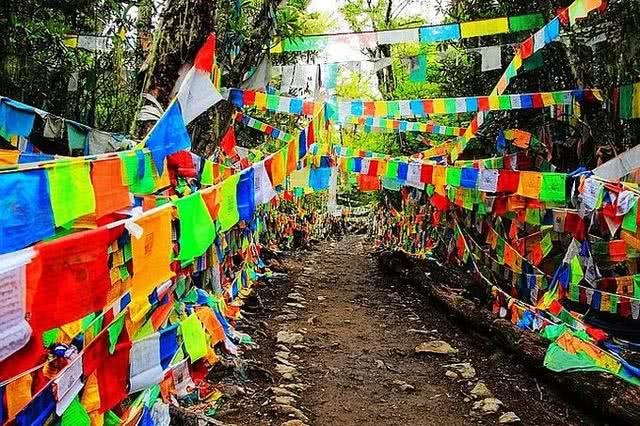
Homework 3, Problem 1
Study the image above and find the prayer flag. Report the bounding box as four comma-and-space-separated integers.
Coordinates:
129, 333, 164, 393
218, 173, 241, 231
540, 172, 566, 203
181, 313, 208, 362
27, 227, 115, 331
146, 102, 191, 175
47, 162, 96, 226
175, 193, 215, 261
220, 126, 237, 156
0, 249, 34, 362
97, 334, 131, 413
0, 169, 54, 254
253, 160, 277, 204
120, 151, 156, 194
92, 158, 131, 219
237, 168, 256, 222
130, 209, 174, 321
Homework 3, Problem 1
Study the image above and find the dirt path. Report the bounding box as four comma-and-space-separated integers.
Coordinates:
217, 235, 599, 426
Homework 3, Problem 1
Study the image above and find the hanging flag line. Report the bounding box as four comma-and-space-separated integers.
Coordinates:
338, 116, 467, 136
0, 96, 139, 160
271, 13, 546, 53
449, 0, 607, 160
226, 87, 603, 119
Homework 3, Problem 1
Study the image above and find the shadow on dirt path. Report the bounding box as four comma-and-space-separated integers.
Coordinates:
217, 235, 599, 426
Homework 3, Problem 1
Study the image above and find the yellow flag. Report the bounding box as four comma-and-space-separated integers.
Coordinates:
460, 17, 509, 38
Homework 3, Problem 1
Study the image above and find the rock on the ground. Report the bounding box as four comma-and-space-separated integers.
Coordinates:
444, 362, 476, 378
472, 398, 503, 414
274, 396, 296, 405
275, 405, 309, 422
272, 387, 300, 399
277, 331, 304, 345
391, 380, 415, 392
415, 340, 458, 354
275, 314, 298, 321
276, 351, 290, 359
275, 364, 298, 375
280, 421, 307, 426
499, 412, 521, 423
470, 382, 492, 399
445, 370, 458, 379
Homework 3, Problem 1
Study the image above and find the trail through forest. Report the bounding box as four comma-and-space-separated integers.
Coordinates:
210, 235, 601, 426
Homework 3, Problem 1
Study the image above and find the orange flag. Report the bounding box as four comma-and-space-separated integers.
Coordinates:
92, 158, 131, 218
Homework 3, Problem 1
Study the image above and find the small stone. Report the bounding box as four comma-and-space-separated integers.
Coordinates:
275, 314, 299, 321
391, 380, 415, 392
276, 351, 290, 359
317, 296, 326, 301
275, 405, 309, 422
222, 384, 245, 397
275, 364, 298, 375
276, 357, 297, 367
499, 412, 521, 423
274, 396, 295, 405
472, 398, 503, 414
445, 370, 458, 379
286, 302, 306, 309
444, 363, 476, 378
287, 293, 306, 302
463, 397, 471, 403
277, 331, 304, 345
375, 359, 385, 369
307, 315, 318, 325
470, 382, 492, 399
415, 341, 458, 354
281, 421, 306, 426
277, 344, 290, 352
283, 383, 307, 392
271, 387, 300, 398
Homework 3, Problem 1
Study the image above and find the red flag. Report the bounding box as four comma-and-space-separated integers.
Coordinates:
220, 126, 237, 156
194, 33, 215, 73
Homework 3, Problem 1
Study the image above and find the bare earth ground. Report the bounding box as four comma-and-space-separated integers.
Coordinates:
216, 235, 601, 426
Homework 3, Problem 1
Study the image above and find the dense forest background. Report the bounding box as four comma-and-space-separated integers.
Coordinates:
1, 0, 638, 168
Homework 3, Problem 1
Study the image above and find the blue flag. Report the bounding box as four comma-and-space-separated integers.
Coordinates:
0, 169, 55, 254
146, 102, 191, 175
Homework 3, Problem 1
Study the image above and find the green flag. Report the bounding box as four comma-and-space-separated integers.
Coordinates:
175, 193, 216, 261
218, 174, 241, 232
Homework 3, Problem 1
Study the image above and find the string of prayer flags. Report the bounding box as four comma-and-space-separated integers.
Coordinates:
450, 0, 604, 160
228, 88, 601, 119
271, 13, 545, 53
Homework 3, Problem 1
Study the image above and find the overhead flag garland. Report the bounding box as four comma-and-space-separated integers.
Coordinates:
270, 13, 545, 53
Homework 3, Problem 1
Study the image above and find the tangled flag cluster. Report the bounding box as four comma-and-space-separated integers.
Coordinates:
0, 33, 345, 425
